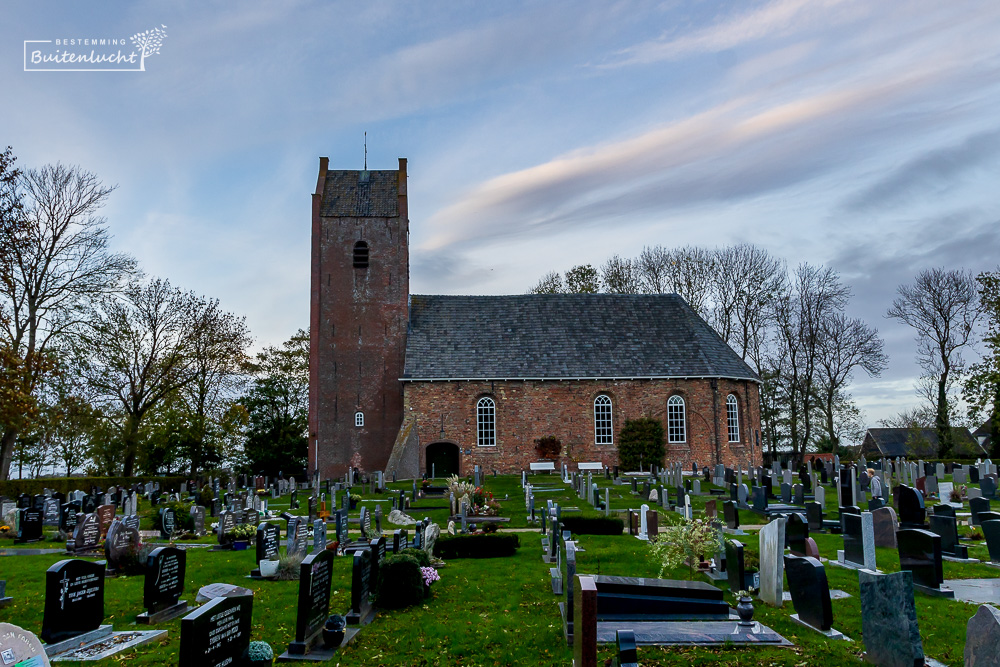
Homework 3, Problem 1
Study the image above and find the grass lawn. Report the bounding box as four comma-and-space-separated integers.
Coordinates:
0, 472, 992, 665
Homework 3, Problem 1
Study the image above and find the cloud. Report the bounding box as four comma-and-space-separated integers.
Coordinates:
608, 0, 863, 66
417, 64, 958, 253
842, 128, 1000, 212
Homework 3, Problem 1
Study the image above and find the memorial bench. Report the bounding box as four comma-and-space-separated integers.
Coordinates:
529, 462, 556, 473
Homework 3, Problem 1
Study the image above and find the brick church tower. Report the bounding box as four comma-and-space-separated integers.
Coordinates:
309, 158, 409, 478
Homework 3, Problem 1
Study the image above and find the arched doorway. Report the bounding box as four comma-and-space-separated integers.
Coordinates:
426, 441, 460, 479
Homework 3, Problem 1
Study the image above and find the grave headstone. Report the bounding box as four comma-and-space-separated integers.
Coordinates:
41, 559, 105, 644
897, 485, 925, 528
139, 547, 188, 623
15, 508, 42, 543
965, 604, 1000, 667
285, 550, 334, 656
839, 511, 876, 570
784, 555, 835, 633
896, 528, 951, 596
859, 569, 924, 667
871, 506, 898, 549
758, 517, 786, 607
256, 523, 281, 565
346, 549, 374, 625
179, 593, 253, 667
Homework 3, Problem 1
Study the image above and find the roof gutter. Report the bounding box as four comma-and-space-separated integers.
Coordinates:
398, 375, 761, 384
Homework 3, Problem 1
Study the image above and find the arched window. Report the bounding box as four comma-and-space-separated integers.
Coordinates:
476, 397, 496, 447
353, 241, 369, 268
667, 395, 686, 443
355, 411, 364, 427
726, 394, 740, 442
594, 395, 613, 445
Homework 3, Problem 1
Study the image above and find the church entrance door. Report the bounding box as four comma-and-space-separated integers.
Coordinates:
426, 442, 460, 478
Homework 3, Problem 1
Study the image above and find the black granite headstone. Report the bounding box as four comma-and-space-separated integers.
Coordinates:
256, 522, 281, 563
144, 547, 186, 613
896, 528, 946, 593
806, 501, 824, 532
15, 508, 42, 543
68, 512, 100, 553
288, 550, 334, 654
723, 500, 740, 530
346, 549, 373, 625
179, 593, 253, 667
970, 497, 991, 526
928, 514, 967, 559
898, 486, 926, 528
784, 554, 833, 631
980, 514, 1000, 563
786, 513, 809, 556
41, 559, 106, 643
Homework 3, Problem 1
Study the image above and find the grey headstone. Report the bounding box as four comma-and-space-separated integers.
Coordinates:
859, 569, 924, 667
966, 604, 1000, 667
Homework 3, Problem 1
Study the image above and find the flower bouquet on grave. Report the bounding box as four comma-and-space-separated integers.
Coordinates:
229, 523, 256, 548
244, 641, 274, 666
421, 566, 440, 598
469, 488, 501, 516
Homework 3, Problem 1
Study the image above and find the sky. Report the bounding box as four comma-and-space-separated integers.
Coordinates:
3, 0, 1000, 431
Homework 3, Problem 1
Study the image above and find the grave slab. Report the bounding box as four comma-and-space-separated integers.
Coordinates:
593, 620, 791, 646
47, 627, 166, 662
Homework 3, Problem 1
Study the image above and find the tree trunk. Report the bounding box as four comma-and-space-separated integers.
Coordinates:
936, 373, 951, 457
0, 427, 17, 481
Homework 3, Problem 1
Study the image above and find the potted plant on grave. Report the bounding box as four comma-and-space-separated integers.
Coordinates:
323, 614, 346, 649
648, 517, 718, 580
349, 493, 361, 510
244, 640, 274, 666
229, 523, 255, 550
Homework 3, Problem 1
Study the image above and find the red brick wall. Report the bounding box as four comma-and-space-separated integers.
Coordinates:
310, 160, 409, 479
403, 378, 761, 475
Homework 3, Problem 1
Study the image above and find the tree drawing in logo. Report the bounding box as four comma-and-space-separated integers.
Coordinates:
130, 25, 167, 71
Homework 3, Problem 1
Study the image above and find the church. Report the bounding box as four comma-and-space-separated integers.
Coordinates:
308, 158, 762, 479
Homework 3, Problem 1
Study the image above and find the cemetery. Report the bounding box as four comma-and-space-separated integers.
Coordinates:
2, 460, 1000, 665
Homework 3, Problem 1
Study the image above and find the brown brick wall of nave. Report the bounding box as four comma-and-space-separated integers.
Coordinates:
402, 378, 761, 475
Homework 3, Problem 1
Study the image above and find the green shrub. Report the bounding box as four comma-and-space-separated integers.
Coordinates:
376, 554, 424, 609
399, 547, 431, 567
617, 418, 665, 471
433, 534, 520, 559
153, 501, 194, 533
560, 516, 624, 535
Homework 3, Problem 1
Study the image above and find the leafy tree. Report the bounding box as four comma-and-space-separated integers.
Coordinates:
887, 268, 981, 457
564, 264, 600, 293
965, 267, 1000, 456
0, 161, 135, 480
617, 418, 665, 471
76, 278, 201, 476
528, 271, 563, 294
239, 329, 309, 476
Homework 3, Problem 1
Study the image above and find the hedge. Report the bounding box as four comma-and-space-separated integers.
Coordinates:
560, 516, 624, 535
433, 533, 520, 559
0, 476, 189, 498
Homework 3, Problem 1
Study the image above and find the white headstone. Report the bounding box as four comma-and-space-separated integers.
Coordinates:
759, 517, 786, 607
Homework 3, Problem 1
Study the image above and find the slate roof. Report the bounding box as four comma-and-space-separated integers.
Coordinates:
862, 427, 980, 457
402, 294, 759, 381
320, 170, 398, 217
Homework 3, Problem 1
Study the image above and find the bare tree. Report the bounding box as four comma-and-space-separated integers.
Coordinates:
637, 245, 715, 317
76, 278, 200, 477
528, 271, 563, 294
771, 264, 851, 463
601, 255, 642, 294
0, 163, 135, 480
815, 313, 888, 449
887, 268, 981, 456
